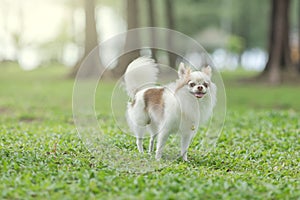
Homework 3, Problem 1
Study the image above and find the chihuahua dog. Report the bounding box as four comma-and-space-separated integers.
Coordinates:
124, 57, 216, 161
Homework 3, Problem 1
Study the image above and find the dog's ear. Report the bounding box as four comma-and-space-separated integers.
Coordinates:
202, 65, 212, 77
178, 62, 190, 79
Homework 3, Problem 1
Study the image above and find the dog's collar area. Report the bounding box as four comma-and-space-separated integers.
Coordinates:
191, 124, 195, 131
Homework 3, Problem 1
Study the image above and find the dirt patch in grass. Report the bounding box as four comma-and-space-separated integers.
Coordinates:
18, 115, 44, 123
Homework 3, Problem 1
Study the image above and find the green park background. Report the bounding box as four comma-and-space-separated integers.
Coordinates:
0, 0, 299, 199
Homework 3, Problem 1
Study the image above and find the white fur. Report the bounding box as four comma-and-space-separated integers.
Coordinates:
124, 56, 159, 98
124, 57, 217, 161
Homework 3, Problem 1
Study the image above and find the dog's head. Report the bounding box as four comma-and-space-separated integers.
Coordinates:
177, 63, 213, 99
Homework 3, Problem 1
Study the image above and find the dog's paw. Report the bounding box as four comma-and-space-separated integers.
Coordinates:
155, 152, 162, 161
138, 150, 144, 154
182, 154, 189, 162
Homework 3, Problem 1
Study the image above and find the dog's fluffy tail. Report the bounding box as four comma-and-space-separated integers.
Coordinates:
124, 57, 159, 98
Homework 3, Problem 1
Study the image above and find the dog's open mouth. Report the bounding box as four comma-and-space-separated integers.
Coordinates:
193, 92, 206, 98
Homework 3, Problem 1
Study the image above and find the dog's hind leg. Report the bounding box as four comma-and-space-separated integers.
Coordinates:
147, 123, 158, 153
126, 106, 149, 153
132, 125, 146, 153
149, 134, 157, 153
155, 130, 170, 160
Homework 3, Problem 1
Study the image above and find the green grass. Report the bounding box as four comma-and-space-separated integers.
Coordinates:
0, 63, 299, 199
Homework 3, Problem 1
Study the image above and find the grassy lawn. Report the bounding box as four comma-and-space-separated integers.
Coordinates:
0, 63, 299, 199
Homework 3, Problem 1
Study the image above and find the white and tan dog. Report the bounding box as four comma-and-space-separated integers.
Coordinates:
124, 57, 216, 161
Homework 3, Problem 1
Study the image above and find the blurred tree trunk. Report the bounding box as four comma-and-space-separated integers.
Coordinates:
70, 0, 100, 78
165, 0, 177, 68
147, 0, 157, 61
259, 0, 298, 84
113, 0, 140, 78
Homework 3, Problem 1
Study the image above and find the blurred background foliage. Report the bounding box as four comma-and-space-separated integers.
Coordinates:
1, 2, 300, 199
0, 0, 299, 83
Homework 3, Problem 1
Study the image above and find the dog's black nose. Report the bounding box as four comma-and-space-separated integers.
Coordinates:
198, 86, 203, 91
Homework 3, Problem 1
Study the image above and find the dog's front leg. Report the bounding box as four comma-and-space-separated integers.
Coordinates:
180, 132, 194, 161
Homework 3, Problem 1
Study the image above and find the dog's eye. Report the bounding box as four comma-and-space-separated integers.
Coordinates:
203, 82, 209, 88
189, 82, 196, 87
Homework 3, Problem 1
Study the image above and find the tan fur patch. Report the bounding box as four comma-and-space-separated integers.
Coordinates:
131, 98, 136, 107
144, 88, 164, 114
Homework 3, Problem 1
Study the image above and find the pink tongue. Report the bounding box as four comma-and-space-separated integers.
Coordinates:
195, 93, 204, 98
